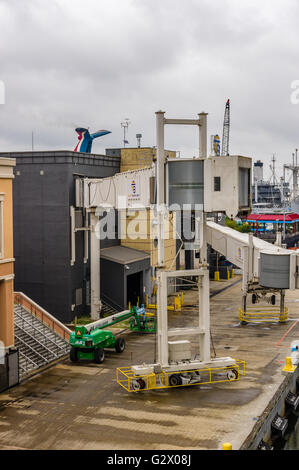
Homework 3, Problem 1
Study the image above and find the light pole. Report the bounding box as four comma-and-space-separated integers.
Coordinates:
136, 133, 142, 148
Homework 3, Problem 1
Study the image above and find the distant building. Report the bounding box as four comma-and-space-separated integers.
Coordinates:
252, 160, 290, 209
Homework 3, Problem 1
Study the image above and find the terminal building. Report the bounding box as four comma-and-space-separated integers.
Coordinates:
0, 150, 120, 324
2, 147, 177, 324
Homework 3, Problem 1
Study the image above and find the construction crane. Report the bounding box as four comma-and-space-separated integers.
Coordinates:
221, 98, 230, 156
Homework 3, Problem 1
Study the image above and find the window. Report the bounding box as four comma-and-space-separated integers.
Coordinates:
75, 288, 82, 306
214, 176, 221, 192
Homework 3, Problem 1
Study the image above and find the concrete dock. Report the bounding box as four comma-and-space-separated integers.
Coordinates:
0, 276, 298, 450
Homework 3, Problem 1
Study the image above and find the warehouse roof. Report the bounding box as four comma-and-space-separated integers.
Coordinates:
0, 151, 120, 167
100, 245, 150, 265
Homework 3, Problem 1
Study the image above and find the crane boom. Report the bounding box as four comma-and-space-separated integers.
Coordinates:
221, 98, 230, 156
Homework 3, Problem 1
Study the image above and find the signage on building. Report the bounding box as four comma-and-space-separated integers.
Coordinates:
128, 176, 141, 202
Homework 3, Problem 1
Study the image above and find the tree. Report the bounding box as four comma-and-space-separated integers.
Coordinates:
225, 217, 251, 233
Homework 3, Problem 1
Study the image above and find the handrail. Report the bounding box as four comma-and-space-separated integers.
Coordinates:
14, 333, 49, 363
101, 293, 123, 312
14, 308, 68, 353
18, 350, 39, 369
14, 292, 72, 342
14, 319, 61, 358
238, 307, 288, 323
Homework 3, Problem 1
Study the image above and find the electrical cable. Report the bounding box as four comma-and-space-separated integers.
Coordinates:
89, 176, 116, 207
210, 331, 217, 358
98, 177, 113, 203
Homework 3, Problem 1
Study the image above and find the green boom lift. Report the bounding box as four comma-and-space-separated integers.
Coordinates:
69, 305, 156, 364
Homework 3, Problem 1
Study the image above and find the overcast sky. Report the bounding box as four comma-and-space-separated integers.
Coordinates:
1, 0, 299, 181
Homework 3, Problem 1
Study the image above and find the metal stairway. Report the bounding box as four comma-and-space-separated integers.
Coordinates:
14, 304, 70, 379
101, 297, 121, 316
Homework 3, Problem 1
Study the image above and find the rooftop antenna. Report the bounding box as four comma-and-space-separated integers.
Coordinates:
121, 118, 131, 148
136, 133, 142, 148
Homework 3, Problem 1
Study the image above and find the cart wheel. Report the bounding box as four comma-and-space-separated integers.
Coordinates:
137, 378, 146, 389
169, 374, 182, 386
94, 348, 105, 364
227, 369, 239, 380
132, 380, 141, 391
70, 347, 78, 363
132, 378, 146, 391
115, 337, 126, 353
271, 295, 276, 305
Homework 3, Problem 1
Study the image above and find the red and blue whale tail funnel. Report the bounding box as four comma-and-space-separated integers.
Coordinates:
74, 128, 111, 153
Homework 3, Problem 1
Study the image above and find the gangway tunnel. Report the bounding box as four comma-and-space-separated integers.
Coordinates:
206, 220, 299, 312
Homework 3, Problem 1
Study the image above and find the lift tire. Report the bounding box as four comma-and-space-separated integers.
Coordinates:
271, 295, 276, 305
252, 294, 257, 304
115, 337, 126, 353
70, 347, 78, 363
94, 348, 105, 364
227, 369, 239, 381
169, 374, 182, 387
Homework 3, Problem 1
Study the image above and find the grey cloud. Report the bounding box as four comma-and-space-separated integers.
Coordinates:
0, 0, 299, 178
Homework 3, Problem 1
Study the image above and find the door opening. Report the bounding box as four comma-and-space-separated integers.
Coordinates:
127, 271, 142, 306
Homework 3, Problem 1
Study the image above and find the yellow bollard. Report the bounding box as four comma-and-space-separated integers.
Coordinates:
146, 294, 149, 308
214, 271, 220, 281
231, 269, 235, 278
282, 357, 296, 373
128, 302, 131, 310
181, 292, 184, 305
174, 295, 181, 311
227, 269, 230, 280
222, 443, 232, 450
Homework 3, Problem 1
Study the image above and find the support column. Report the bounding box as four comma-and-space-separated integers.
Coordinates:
200, 213, 208, 264
198, 112, 208, 158
185, 250, 194, 270
199, 268, 211, 363
242, 294, 247, 313
157, 270, 168, 367
280, 290, 285, 321
90, 212, 101, 320
242, 246, 249, 314
156, 110, 165, 267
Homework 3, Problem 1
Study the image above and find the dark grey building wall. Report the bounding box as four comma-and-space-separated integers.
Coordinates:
100, 259, 125, 310
99, 210, 120, 249
105, 148, 121, 158
3, 151, 120, 323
